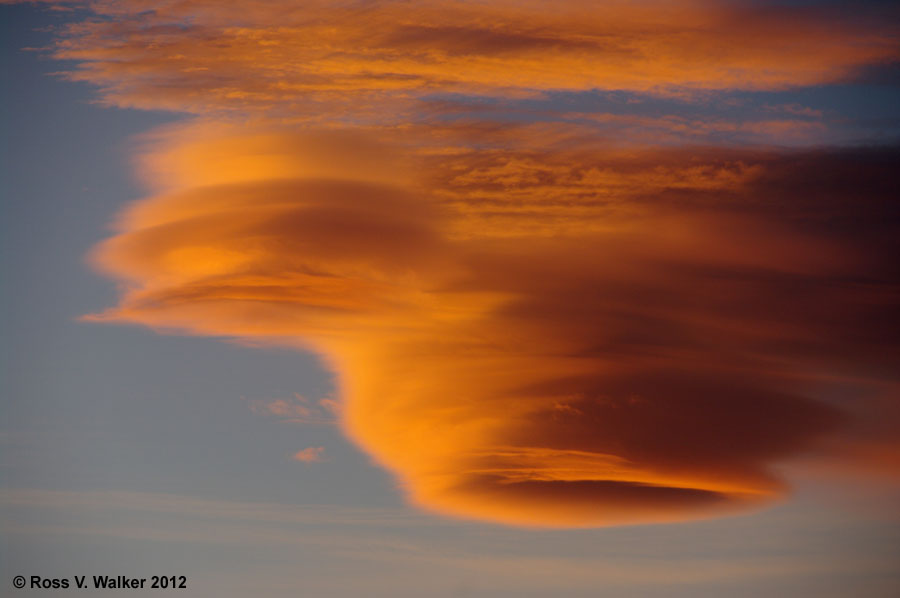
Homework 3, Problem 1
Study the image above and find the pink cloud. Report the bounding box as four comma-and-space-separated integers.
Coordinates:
292, 447, 326, 463
246, 393, 336, 425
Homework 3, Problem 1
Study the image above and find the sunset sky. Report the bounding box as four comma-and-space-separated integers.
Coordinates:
2, 1, 899, 596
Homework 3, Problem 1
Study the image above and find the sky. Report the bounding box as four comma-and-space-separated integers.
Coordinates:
1, 0, 899, 596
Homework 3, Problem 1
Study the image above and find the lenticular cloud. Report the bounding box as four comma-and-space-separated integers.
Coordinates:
48, 0, 900, 526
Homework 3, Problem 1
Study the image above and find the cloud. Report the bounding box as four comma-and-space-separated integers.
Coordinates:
17, 0, 894, 528
82, 121, 900, 527
0, 488, 425, 527
246, 393, 337, 425
35, 0, 899, 118
293, 447, 326, 463
5, 488, 899, 597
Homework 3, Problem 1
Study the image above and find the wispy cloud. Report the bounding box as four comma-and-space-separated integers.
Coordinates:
247, 393, 338, 425
0, 488, 427, 528
293, 446, 326, 463
3, 488, 898, 597
38, 0, 900, 119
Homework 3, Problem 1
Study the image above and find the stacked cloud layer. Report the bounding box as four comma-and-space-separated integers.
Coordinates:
24, 0, 898, 525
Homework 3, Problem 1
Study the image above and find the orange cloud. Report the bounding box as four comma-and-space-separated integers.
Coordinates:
43, 0, 899, 117
293, 447, 326, 463
247, 393, 337, 425
84, 124, 900, 526
29, 0, 897, 527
